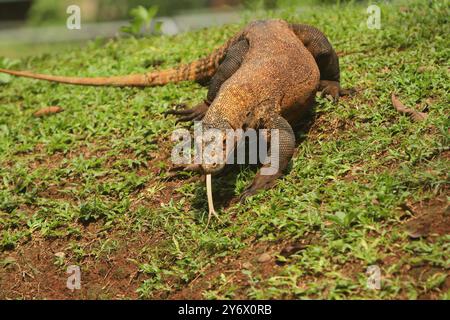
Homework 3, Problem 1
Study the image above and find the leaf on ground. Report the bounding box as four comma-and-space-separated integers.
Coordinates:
391, 93, 428, 122
33, 106, 64, 118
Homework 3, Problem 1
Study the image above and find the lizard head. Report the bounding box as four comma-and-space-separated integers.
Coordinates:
198, 120, 233, 175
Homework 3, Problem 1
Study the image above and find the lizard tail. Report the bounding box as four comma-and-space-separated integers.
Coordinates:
0, 33, 242, 87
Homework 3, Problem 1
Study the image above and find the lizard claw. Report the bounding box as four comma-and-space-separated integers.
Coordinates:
320, 85, 340, 103
168, 163, 202, 172
319, 80, 356, 103
239, 174, 279, 204
165, 101, 209, 123
165, 164, 202, 179
239, 188, 257, 204
339, 88, 356, 97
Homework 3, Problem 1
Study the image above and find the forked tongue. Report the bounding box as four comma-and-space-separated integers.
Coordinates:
205, 174, 220, 228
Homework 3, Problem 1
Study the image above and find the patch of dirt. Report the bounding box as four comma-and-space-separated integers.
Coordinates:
402, 195, 449, 238
0, 229, 165, 299
378, 195, 450, 299
166, 232, 322, 300
167, 240, 286, 299
410, 266, 449, 300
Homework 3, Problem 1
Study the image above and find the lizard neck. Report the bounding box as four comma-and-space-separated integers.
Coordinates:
202, 107, 233, 131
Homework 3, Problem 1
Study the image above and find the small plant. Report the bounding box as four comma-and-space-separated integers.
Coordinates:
120, 5, 160, 37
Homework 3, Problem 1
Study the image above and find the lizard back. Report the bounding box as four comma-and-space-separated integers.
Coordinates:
204, 19, 320, 129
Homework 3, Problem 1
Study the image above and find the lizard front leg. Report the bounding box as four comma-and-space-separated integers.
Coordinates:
240, 115, 296, 202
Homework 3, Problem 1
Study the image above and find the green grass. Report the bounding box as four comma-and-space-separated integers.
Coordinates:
0, 0, 449, 299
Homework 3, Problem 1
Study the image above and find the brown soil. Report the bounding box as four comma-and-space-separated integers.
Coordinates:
403, 195, 449, 238
0, 229, 165, 299
168, 240, 285, 299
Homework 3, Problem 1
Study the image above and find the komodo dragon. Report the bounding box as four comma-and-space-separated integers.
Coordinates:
0, 20, 352, 215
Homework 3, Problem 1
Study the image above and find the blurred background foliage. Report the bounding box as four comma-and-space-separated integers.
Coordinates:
0, 0, 363, 57
27, 0, 235, 26
25, 0, 360, 25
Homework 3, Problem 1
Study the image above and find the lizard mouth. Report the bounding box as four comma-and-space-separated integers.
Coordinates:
201, 162, 226, 175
